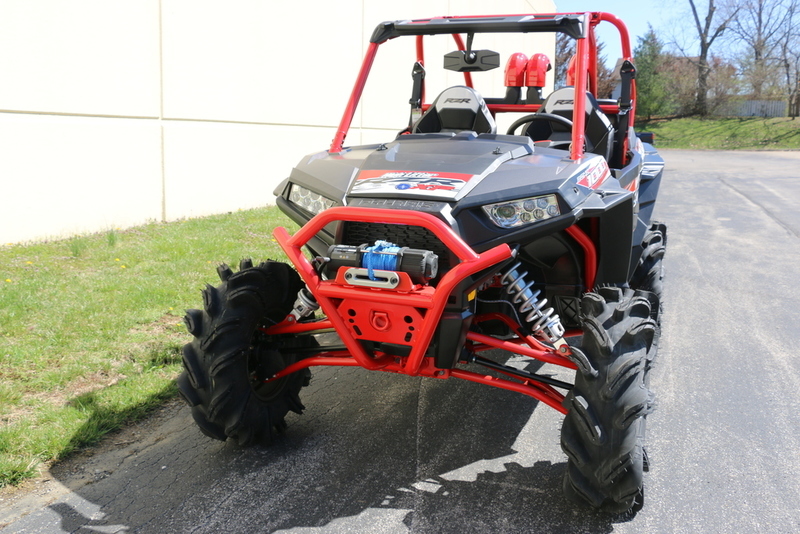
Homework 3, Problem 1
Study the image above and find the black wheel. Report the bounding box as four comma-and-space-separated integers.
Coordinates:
505, 112, 573, 135
560, 287, 657, 514
630, 222, 667, 302
177, 259, 312, 445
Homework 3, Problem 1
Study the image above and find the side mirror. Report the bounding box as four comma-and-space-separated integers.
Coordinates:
444, 49, 500, 72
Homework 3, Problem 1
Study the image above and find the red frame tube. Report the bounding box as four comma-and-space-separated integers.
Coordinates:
330, 42, 379, 153
587, 23, 598, 96
471, 312, 561, 351
415, 36, 426, 106
267, 308, 579, 406
271, 353, 567, 412
595, 12, 637, 134
449, 369, 567, 413
596, 12, 633, 62
569, 13, 590, 161
329, 12, 635, 160
565, 224, 597, 290
466, 331, 576, 368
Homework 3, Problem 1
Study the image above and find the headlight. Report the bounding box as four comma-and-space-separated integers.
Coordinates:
482, 194, 560, 228
289, 184, 335, 215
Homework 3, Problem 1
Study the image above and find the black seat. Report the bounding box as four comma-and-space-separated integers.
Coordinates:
527, 87, 615, 161
412, 86, 496, 134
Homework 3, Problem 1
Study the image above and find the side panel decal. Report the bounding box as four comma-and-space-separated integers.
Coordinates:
576, 159, 611, 189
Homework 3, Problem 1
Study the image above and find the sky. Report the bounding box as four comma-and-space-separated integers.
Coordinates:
554, 0, 679, 61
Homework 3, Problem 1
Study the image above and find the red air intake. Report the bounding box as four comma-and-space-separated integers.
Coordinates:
504, 52, 528, 87
526, 53, 551, 87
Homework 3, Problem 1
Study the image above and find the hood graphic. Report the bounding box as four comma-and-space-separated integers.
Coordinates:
351, 170, 475, 198
348, 136, 533, 201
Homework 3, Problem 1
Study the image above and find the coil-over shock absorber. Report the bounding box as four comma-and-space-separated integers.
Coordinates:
500, 262, 565, 343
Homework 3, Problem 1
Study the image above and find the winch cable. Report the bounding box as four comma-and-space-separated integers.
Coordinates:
362, 241, 402, 280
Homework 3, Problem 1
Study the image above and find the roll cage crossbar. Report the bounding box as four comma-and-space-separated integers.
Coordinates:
369, 14, 588, 43
330, 12, 636, 162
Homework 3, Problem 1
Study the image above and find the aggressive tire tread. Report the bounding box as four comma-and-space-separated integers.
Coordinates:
177, 260, 312, 445
630, 222, 667, 303
561, 288, 658, 514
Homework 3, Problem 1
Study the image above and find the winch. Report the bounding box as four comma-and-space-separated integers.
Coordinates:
324, 241, 438, 285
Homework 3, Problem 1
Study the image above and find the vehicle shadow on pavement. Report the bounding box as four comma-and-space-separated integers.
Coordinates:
21, 363, 629, 533
44, 460, 622, 534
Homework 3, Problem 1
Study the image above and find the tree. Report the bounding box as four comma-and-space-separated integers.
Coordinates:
726, 0, 797, 98
659, 55, 701, 115
778, 6, 800, 116
554, 33, 615, 97
706, 55, 741, 112
555, 33, 575, 88
596, 42, 617, 99
685, 0, 740, 115
634, 26, 673, 119
784, 44, 800, 116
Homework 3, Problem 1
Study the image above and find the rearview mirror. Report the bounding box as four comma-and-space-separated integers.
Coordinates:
443, 49, 500, 72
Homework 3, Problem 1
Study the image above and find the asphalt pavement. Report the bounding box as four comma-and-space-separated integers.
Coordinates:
1, 149, 799, 533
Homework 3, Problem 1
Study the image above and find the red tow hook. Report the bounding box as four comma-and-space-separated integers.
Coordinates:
370, 311, 391, 332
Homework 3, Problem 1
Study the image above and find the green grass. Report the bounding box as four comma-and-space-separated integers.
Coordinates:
0, 207, 297, 487
640, 116, 800, 150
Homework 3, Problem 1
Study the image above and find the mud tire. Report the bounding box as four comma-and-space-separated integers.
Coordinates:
177, 260, 311, 445
561, 287, 657, 514
630, 222, 667, 301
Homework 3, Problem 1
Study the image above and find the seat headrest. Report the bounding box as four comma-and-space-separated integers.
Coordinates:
414, 86, 496, 134
541, 87, 600, 116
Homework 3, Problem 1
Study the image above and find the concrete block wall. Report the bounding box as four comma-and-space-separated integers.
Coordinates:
0, 0, 555, 244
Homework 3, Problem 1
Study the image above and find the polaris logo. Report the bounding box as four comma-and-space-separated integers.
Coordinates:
353, 198, 443, 210
443, 98, 471, 104
554, 99, 574, 105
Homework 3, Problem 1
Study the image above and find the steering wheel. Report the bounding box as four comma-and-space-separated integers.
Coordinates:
506, 112, 573, 136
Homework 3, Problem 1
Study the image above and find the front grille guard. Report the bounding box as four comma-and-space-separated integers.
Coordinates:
268, 206, 580, 412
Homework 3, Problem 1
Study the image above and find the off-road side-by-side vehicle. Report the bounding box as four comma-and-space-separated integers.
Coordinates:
178, 12, 666, 513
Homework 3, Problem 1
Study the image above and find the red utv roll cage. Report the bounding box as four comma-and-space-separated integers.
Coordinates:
329, 12, 636, 162
267, 12, 636, 412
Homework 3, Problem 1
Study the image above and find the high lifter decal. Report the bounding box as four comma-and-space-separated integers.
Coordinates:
351, 170, 475, 197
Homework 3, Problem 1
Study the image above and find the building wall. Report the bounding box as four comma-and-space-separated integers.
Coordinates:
0, 0, 555, 244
